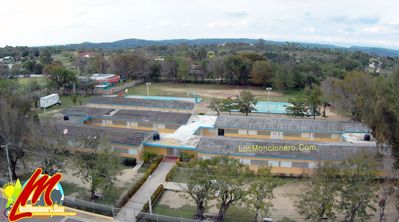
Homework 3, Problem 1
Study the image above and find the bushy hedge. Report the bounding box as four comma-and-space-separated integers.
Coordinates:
165, 165, 177, 182
122, 157, 137, 167
116, 155, 163, 208
141, 184, 164, 213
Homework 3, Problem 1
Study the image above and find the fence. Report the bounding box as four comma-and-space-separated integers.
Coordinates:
136, 212, 204, 222
63, 196, 116, 217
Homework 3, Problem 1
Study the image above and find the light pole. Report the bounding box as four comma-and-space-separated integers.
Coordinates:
266, 87, 272, 113
1, 143, 13, 182
146, 82, 152, 96
147, 175, 153, 214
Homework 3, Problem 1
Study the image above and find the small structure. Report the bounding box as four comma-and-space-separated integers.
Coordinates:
40, 94, 61, 109
90, 74, 121, 88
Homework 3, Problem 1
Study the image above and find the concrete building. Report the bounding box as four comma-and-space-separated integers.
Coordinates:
206, 115, 369, 142
87, 96, 195, 113
56, 121, 148, 159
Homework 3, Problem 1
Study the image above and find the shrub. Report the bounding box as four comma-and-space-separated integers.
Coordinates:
165, 165, 177, 182
142, 151, 158, 164
116, 155, 163, 208
179, 152, 194, 162
122, 157, 137, 167
141, 185, 164, 213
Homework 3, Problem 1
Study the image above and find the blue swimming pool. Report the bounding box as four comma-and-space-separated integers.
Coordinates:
255, 101, 292, 114
124, 95, 202, 103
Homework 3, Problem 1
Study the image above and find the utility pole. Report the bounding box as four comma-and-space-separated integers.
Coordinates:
146, 82, 152, 96
1, 143, 13, 182
147, 175, 153, 214
266, 87, 272, 113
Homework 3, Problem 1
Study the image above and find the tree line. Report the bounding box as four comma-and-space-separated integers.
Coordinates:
183, 153, 388, 222
0, 80, 122, 200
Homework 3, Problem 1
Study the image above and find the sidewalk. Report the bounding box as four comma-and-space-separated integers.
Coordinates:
115, 161, 176, 222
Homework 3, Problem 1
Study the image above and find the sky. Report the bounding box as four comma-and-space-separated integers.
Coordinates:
0, 0, 398, 49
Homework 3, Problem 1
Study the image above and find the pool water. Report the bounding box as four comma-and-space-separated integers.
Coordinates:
255, 101, 292, 114
124, 95, 201, 103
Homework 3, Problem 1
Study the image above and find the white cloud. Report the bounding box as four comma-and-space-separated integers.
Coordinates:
0, 0, 398, 49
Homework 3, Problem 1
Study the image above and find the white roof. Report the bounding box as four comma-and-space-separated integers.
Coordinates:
40, 94, 59, 100
90, 73, 115, 81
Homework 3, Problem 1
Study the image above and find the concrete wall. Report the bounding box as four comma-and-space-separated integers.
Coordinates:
199, 153, 315, 176
215, 127, 341, 142
87, 103, 192, 113
87, 118, 177, 133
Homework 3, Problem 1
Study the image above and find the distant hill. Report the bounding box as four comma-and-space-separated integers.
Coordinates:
63, 38, 399, 57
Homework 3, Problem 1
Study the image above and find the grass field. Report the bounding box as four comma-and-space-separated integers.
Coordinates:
18, 77, 47, 86
125, 82, 304, 102
153, 204, 258, 222
39, 95, 91, 113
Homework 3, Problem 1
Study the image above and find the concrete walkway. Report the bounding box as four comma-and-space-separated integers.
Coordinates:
115, 161, 176, 222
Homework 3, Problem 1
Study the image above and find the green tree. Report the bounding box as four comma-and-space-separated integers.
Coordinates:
27, 123, 68, 175
247, 167, 282, 221
209, 156, 249, 222
73, 135, 122, 199
339, 152, 378, 222
186, 159, 216, 219
224, 55, 251, 84
219, 97, 239, 115
285, 97, 307, 117
39, 48, 53, 66
45, 63, 77, 95
208, 98, 223, 116
305, 85, 322, 119
295, 161, 341, 220
149, 62, 161, 81
237, 90, 257, 116
251, 60, 274, 85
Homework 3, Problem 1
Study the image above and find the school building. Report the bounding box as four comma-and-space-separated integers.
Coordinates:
56, 121, 148, 159
86, 96, 195, 113
57, 96, 377, 175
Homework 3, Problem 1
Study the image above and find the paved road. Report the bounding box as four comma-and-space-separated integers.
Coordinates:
115, 161, 176, 222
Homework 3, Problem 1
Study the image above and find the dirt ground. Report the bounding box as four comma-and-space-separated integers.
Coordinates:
194, 99, 348, 121
165, 86, 283, 99
157, 182, 399, 221
61, 166, 141, 190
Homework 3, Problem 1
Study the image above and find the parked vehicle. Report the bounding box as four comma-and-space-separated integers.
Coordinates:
40, 94, 61, 109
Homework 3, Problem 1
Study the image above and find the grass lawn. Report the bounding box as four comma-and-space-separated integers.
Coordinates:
38, 95, 91, 114
125, 82, 304, 102
153, 204, 257, 222
18, 77, 47, 86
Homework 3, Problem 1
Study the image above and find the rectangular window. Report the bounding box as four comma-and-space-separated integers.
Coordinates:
251, 160, 268, 166
309, 133, 314, 140
308, 162, 317, 168
238, 129, 248, 135
292, 162, 309, 168
248, 130, 257, 135
268, 160, 279, 167
280, 161, 292, 168
271, 131, 283, 139
239, 159, 251, 165
105, 120, 113, 125
128, 149, 138, 155
157, 124, 165, 129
